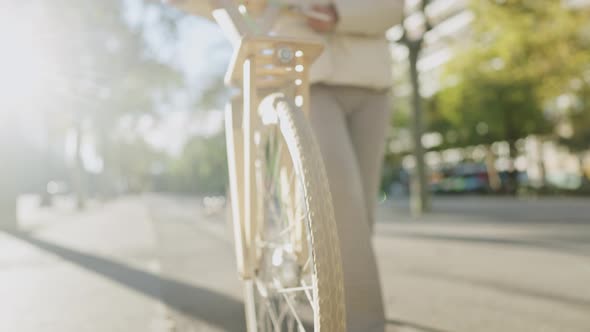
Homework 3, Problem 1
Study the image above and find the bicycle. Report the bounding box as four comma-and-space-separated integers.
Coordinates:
168, 0, 346, 331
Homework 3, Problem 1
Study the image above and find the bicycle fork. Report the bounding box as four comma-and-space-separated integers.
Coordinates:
224, 36, 324, 280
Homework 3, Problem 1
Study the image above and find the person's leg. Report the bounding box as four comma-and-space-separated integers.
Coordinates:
309, 84, 385, 332
347, 89, 391, 230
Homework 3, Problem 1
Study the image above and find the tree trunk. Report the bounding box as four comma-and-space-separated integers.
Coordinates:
536, 136, 547, 188
408, 44, 430, 216
0, 131, 19, 229
578, 153, 589, 184
73, 123, 86, 210
507, 139, 519, 195
40, 132, 54, 207
0, 192, 17, 230
98, 128, 114, 201
485, 145, 501, 192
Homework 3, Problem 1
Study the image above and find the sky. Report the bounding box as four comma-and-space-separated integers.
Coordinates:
0, 0, 232, 173
122, 0, 232, 154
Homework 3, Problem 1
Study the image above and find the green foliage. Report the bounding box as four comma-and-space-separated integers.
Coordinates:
46, 0, 182, 193
117, 137, 167, 193
165, 133, 228, 194
435, 0, 590, 148
48, 0, 181, 115
467, 0, 590, 99
559, 82, 590, 153
436, 74, 548, 147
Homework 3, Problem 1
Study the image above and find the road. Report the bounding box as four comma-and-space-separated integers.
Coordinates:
0, 195, 588, 332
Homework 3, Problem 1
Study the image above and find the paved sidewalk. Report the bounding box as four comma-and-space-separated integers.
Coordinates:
0, 195, 588, 332
0, 196, 170, 332
375, 197, 590, 332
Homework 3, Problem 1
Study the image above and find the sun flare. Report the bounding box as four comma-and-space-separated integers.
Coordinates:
0, 5, 57, 111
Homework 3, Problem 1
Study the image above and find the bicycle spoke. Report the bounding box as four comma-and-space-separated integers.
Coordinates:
277, 211, 305, 237
281, 291, 306, 332
300, 279, 315, 311
268, 129, 283, 196
277, 285, 313, 294
270, 277, 307, 331
277, 300, 290, 327
251, 119, 320, 332
267, 197, 282, 224
277, 222, 296, 237
257, 295, 266, 330
265, 210, 309, 246
264, 298, 281, 331
257, 241, 280, 249
287, 315, 295, 332
301, 256, 311, 273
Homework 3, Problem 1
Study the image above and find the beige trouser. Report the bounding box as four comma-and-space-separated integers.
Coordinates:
309, 84, 391, 332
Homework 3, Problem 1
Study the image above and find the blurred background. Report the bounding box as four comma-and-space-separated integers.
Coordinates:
1, 0, 232, 223
0, 0, 589, 331
1, 0, 590, 222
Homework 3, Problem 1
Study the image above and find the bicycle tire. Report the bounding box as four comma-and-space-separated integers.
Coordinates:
243, 95, 346, 332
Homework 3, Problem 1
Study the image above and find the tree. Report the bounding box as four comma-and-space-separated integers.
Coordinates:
166, 133, 228, 194
466, 0, 590, 100
436, 0, 590, 192
398, 0, 435, 215
117, 137, 167, 193
558, 82, 590, 182
436, 72, 550, 192
47, 0, 182, 202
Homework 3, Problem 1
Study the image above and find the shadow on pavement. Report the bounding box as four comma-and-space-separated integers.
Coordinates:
4, 231, 246, 332
408, 269, 590, 310
385, 318, 450, 332
381, 230, 590, 258
383, 197, 590, 224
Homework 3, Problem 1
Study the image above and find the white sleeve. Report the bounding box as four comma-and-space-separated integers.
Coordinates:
333, 0, 405, 36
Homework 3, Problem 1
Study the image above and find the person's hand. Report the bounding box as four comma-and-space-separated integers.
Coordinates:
306, 5, 338, 33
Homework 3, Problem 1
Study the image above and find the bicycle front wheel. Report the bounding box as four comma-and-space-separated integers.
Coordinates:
244, 95, 345, 332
